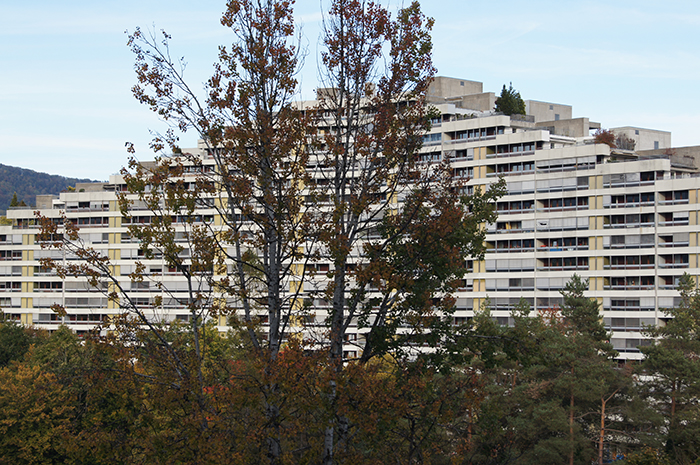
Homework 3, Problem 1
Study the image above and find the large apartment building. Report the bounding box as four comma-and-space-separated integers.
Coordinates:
3, 76, 699, 360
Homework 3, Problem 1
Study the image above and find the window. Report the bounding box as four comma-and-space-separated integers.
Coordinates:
554, 114, 560, 121
654, 141, 659, 150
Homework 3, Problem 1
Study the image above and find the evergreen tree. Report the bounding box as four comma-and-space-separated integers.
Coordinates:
0, 320, 35, 368
494, 82, 526, 116
641, 273, 700, 464
466, 278, 624, 465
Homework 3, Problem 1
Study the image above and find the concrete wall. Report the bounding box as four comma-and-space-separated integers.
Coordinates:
456, 92, 496, 111
35, 195, 55, 210
428, 76, 483, 100
612, 127, 672, 151
75, 182, 106, 193
535, 117, 593, 138
637, 145, 700, 169
525, 100, 573, 123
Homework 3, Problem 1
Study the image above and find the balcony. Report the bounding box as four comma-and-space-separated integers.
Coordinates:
491, 246, 535, 253
537, 204, 588, 213
604, 284, 655, 291
487, 149, 535, 159
658, 199, 689, 206
605, 264, 655, 270
659, 262, 689, 269
537, 265, 589, 271
605, 222, 654, 229
659, 241, 690, 248
658, 219, 689, 227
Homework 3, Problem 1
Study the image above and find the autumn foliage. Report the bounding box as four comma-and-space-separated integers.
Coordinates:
594, 128, 616, 148
2, 272, 700, 465
17, 0, 699, 463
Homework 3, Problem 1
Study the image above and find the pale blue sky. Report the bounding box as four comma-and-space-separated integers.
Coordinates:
1, 0, 699, 180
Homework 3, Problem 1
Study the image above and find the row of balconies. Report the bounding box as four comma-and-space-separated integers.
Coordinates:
611, 338, 652, 353
486, 160, 596, 178
490, 214, 693, 233
484, 253, 690, 272
488, 237, 588, 253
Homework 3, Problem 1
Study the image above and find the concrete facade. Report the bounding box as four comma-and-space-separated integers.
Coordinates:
427, 76, 483, 101
525, 100, 573, 123
612, 126, 672, 151
1, 77, 695, 361
535, 117, 601, 138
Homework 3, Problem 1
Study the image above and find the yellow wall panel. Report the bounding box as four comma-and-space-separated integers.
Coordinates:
290, 281, 303, 294
290, 264, 304, 275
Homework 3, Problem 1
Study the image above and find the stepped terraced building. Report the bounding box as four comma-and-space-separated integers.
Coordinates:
3, 76, 699, 360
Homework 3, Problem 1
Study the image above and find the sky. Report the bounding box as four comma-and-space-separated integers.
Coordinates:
1, 0, 699, 180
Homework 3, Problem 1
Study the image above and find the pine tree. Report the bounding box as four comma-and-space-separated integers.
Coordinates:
494, 82, 526, 116
641, 273, 700, 464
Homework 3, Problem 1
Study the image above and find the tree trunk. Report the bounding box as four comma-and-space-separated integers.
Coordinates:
570, 366, 575, 465
267, 398, 281, 465
671, 378, 677, 420
598, 396, 606, 465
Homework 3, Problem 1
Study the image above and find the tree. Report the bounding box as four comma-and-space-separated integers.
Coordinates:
459, 279, 625, 465
641, 273, 700, 464
36, 0, 505, 462
494, 82, 525, 116
9, 193, 18, 208
558, 275, 616, 465
0, 319, 43, 368
311, 2, 503, 460
0, 363, 73, 464
594, 128, 616, 148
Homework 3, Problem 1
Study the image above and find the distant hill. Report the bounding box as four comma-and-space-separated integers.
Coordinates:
0, 164, 96, 213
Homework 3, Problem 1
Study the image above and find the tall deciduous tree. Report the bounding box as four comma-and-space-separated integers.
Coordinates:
313, 1, 503, 460
36, 1, 505, 462
127, 0, 311, 362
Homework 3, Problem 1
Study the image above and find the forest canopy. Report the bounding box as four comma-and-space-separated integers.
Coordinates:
0, 164, 94, 213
